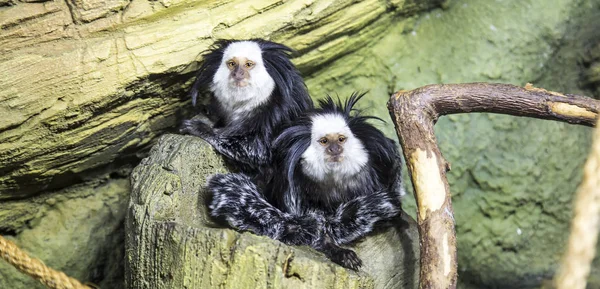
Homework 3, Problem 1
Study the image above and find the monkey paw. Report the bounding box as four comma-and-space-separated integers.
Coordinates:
328, 247, 363, 271
180, 118, 214, 139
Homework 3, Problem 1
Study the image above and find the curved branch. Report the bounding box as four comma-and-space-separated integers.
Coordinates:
387, 82, 599, 289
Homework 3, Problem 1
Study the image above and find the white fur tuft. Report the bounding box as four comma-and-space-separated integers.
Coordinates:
211, 41, 275, 122
301, 114, 369, 185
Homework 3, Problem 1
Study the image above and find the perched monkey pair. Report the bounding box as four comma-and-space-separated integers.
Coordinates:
181, 39, 404, 270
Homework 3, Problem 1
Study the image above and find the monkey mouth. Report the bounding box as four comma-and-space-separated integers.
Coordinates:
327, 155, 344, 163
231, 79, 249, 87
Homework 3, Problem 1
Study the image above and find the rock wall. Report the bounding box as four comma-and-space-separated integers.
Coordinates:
0, 177, 129, 289
301, 0, 600, 287
0, 0, 443, 199
0, 0, 442, 288
2, 0, 600, 288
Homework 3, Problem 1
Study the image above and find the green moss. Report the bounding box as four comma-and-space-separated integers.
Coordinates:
0, 179, 129, 289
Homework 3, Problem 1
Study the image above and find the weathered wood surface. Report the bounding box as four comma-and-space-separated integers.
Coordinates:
125, 134, 420, 289
387, 83, 600, 289
0, 0, 444, 199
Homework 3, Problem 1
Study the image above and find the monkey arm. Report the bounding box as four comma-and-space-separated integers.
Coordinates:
180, 119, 271, 168
204, 134, 271, 168
208, 173, 288, 238
208, 173, 319, 242
300, 189, 403, 271
207, 173, 363, 270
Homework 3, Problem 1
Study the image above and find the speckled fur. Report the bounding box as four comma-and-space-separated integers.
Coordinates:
208, 93, 405, 270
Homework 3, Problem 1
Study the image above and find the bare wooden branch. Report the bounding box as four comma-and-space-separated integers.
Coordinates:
387, 82, 600, 289
554, 123, 600, 289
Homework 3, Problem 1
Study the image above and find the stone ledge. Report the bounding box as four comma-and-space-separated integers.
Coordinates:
125, 134, 419, 289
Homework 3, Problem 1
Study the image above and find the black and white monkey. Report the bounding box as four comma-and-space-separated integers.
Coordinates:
208, 93, 405, 270
180, 39, 313, 174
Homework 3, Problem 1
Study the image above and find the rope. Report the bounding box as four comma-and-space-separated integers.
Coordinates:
0, 235, 92, 289
554, 122, 600, 289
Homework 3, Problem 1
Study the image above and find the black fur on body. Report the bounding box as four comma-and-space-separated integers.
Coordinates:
208, 93, 404, 270
180, 39, 313, 174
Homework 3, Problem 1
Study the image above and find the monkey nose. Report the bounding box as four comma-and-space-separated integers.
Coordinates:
232, 75, 245, 82
326, 146, 343, 155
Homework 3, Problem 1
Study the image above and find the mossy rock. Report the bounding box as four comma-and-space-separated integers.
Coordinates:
0, 0, 444, 199
125, 134, 420, 289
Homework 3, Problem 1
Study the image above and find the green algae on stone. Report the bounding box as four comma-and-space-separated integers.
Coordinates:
0, 0, 444, 199
0, 178, 129, 289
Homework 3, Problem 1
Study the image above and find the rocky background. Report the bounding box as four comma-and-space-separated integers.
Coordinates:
1, 0, 599, 288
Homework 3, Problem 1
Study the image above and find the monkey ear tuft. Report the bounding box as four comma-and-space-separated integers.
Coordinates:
345, 91, 368, 116
272, 122, 312, 187
316, 91, 370, 120
190, 39, 233, 106
254, 39, 309, 105
317, 94, 338, 112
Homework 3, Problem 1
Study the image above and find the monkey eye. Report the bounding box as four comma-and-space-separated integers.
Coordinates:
245, 61, 255, 68
226, 61, 236, 69
318, 138, 328, 145
338, 136, 347, 143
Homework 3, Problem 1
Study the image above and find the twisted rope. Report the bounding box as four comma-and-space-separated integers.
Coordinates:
554, 122, 600, 289
0, 235, 92, 289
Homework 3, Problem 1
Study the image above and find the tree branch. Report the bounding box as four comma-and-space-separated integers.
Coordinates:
387, 82, 600, 289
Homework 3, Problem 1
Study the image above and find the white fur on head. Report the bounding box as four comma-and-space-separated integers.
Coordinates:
211, 41, 276, 121
301, 113, 369, 184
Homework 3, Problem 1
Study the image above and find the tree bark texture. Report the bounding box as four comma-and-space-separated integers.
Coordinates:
387, 82, 599, 289
0, 0, 444, 199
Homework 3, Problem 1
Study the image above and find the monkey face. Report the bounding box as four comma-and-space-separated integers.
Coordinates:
225, 57, 256, 87
301, 113, 369, 181
211, 41, 276, 111
214, 41, 271, 91
318, 133, 347, 163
